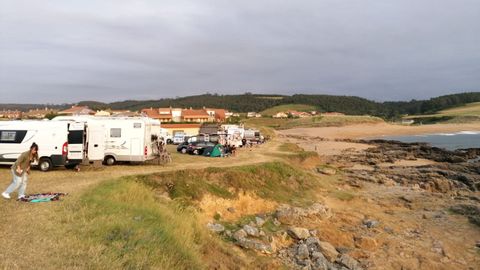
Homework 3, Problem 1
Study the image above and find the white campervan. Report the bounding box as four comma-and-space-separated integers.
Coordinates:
53, 116, 162, 165
222, 125, 245, 147
0, 120, 69, 171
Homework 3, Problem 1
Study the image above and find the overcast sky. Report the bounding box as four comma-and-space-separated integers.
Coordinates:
0, 0, 479, 104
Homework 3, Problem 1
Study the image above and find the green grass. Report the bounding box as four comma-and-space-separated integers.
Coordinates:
404, 102, 480, 123
141, 162, 322, 206
437, 102, 480, 116
245, 115, 384, 130
260, 104, 317, 116
278, 143, 304, 153
59, 180, 210, 269
48, 161, 323, 269
56, 178, 262, 269
332, 190, 355, 201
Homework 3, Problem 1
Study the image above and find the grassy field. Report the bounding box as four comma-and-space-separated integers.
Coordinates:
245, 115, 384, 130
404, 102, 480, 123
437, 102, 480, 116
0, 136, 335, 269
260, 104, 317, 116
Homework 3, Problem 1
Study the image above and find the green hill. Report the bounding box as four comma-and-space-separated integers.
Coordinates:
437, 102, 480, 116
404, 101, 480, 123
260, 104, 317, 116
1, 92, 480, 120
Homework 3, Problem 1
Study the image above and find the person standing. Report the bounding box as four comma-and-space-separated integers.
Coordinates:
1, 143, 39, 200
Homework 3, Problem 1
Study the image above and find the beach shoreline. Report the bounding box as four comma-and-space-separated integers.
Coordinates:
278, 122, 480, 140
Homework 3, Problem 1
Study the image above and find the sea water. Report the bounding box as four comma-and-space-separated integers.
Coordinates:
377, 131, 480, 151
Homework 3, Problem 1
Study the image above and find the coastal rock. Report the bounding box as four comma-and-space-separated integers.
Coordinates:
276, 203, 331, 225
288, 227, 311, 240
362, 219, 379, 228
255, 216, 266, 227
317, 241, 339, 262
236, 238, 274, 254
336, 254, 363, 270
450, 204, 480, 227
243, 225, 259, 237
297, 244, 310, 260
206, 222, 225, 233
233, 229, 247, 241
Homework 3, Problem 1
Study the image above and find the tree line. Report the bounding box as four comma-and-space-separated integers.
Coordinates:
1, 92, 479, 120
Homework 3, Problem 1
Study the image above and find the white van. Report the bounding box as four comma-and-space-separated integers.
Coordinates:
159, 128, 173, 144
223, 125, 245, 147
172, 132, 187, 144
66, 121, 106, 165
53, 116, 162, 165
0, 120, 69, 171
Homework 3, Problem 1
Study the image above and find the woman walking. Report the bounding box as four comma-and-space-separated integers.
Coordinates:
1, 143, 39, 200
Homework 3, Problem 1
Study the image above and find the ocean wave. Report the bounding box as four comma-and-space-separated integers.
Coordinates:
458, 131, 480, 135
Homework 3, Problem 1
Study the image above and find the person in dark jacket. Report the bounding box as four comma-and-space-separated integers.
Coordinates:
2, 143, 39, 200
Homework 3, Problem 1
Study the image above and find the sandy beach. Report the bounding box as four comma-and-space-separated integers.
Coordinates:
278, 122, 480, 140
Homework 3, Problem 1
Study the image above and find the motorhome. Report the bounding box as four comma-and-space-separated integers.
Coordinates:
159, 128, 172, 144
222, 125, 245, 147
53, 116, 162, 165
0, 120, 70, 171
244, 129, 262, 143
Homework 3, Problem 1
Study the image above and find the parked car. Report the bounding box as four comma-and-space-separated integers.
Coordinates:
186, 141, 216, 155
176, 142, 189, 154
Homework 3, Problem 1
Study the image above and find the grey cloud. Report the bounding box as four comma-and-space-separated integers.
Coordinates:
0, 0, 479, 103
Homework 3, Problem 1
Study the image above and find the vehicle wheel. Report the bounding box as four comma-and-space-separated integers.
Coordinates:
181, 148, 187, 154
39, 158, 52, 172
104, 156, 116, 166
167, 139, 173, 144
193, 149, 199, 155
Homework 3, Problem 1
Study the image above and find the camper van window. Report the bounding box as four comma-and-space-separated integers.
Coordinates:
110, 128, 121, 138
0, 130, 27, 143
133, 123, 141, 128
1, 131, 16, 141
68, 130, 84, 144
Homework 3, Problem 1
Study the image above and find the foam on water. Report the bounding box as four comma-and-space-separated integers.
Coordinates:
374, 131, 480, 150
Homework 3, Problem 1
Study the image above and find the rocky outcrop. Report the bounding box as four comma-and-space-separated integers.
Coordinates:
277, 236, 363, 270
450, 204, 480, 227
288, 227, 311, 240
275, 203, 332, 225
331, 139, 480, 193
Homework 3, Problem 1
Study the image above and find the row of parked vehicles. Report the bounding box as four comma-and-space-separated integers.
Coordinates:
0, 116, 166, 171
175, 128, 264, 156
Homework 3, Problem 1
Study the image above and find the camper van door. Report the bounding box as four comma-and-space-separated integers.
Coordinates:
68, 122, 85, 161
87, 122, 105, 161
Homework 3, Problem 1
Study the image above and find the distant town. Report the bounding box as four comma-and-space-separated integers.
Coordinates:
0, 105, 328, 121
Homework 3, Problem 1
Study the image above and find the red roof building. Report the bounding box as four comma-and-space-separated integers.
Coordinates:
182, 109, 210, 122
